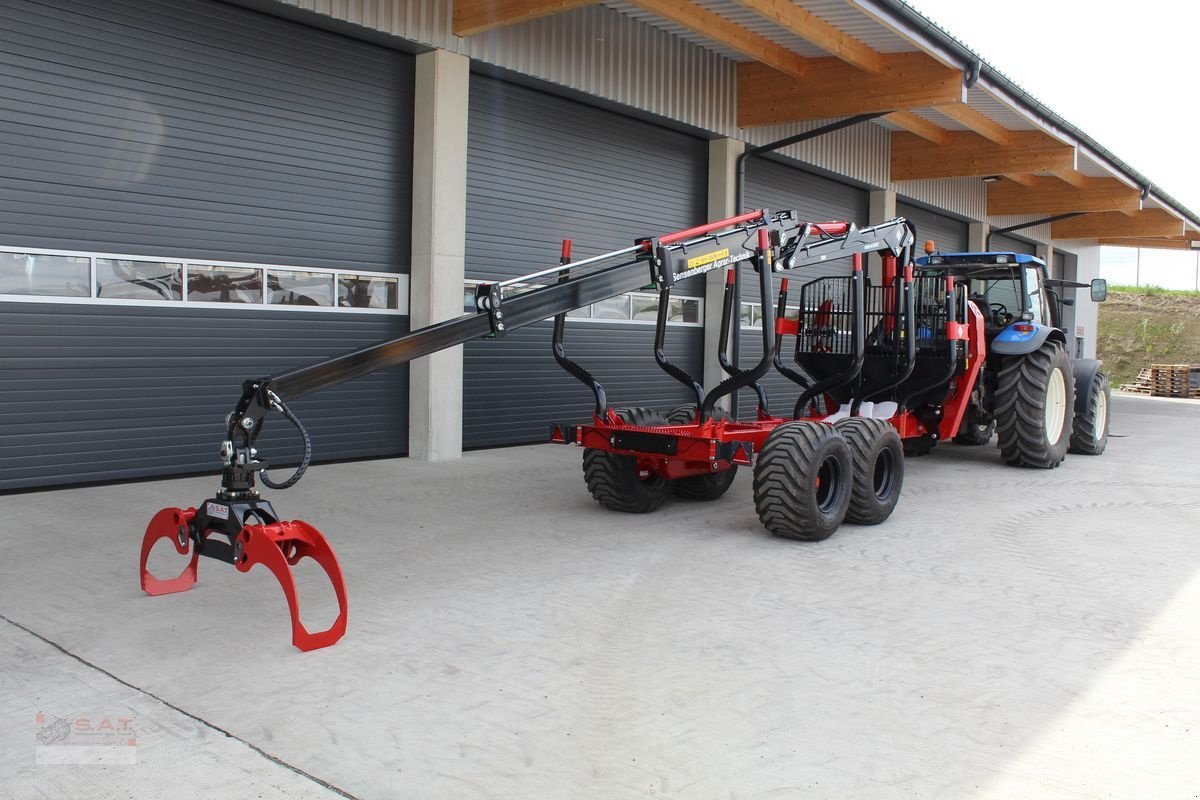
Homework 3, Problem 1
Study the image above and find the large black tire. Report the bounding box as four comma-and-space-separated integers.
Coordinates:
1069, 371, 1111, 455
582, 407, 670, 513
994, 340, 1074, 469
664, 404, 738, 501
834, 418, 904, 525
753, 422, 852, 541
953, 419, 995, 446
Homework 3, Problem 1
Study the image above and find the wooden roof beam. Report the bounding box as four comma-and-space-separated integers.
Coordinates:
453, 0, 594, 36
885, 111, 948, 145
738, 54, 964, 126
987, 176, 1142, 216
1052, 210, 1186, 240
629, 0, 813, 79
1003, 174, 1038, 187
1099, 237, 1200, 251
730, 0, 884, 73
932, 102, 1011, 144
891, 131, 1075, 181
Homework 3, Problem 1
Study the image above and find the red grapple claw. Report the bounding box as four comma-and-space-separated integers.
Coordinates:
140, 507, 200, 595
236, 520, 348, 652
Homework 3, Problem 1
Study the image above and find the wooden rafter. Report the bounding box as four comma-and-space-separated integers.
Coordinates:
891, 131, 1074, 181
629, 0, 812, 79
1002, 174, 1038, 187
931, 103, 1011, 144
1099, 237, 1200, 251
738, 54, 964, 127
884, 111, 948, 145
987, 176, 1141, 216
1052, 210, 1185, 240
453, 0, 594, 36
1049, 168, 1089, 188
730, 0, 883, 73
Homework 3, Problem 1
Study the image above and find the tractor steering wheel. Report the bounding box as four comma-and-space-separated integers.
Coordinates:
989, 302, 1011, 326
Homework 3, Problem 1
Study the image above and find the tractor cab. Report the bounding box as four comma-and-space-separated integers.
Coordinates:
914, 251, 1054, 345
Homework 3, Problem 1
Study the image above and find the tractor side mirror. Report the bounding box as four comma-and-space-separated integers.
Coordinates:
1090, 278, 1108, 302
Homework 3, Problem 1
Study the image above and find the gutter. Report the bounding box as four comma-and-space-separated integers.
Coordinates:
854, 0, 1200, 233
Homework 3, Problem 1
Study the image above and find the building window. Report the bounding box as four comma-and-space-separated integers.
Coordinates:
269, 269, 335, 307
188, 265, 263, 304
0, 252, 90, 297
96, 258, 183, 301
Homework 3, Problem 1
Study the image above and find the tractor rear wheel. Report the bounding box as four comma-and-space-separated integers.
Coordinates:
582, 408, 670, 513
994, 340, 1074, 469
834, 418, 904, 525
1069, 372, 1111, 455
665, 404, 738, 501
753, 421, 852, 541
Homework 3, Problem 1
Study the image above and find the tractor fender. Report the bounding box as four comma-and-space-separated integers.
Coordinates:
989, 323, 1065, 356
1071, 358, 1104, 414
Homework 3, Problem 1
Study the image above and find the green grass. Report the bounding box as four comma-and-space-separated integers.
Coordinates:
1107, 284, 1200, 298
1097, 289, 1200, 386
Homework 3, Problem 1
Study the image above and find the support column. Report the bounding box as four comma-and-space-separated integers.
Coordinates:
409, 49, 469, 461
867, 190, 897, 284
968, 222, 990, 252
703, 138, 745, 411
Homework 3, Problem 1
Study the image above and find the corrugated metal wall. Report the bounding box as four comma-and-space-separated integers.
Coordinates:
462, 76, 706, 447
990, 233, 1036, 255
269, 0, 956, 193
0, 0, 414, 489
898, 201, 968, 253
0, 303, 408, 491
2, 0, 413, 270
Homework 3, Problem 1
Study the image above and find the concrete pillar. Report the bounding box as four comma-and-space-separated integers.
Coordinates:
867, 190, 897, 284
968, 222, 990, 252
703, 138, 745, 411
409, 49, 469, 461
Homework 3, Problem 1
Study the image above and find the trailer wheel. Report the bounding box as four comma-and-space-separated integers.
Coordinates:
834, 418, 904, 525
753, 422, 851, 541
994, 340, 1074, 469
1069, 371, 1110, 455
953, 419, 995, 446
664, 404, 738, 501
582, 408, 670, 513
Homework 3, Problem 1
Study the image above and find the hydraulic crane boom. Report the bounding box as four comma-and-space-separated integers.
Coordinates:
138, 208, 914, 651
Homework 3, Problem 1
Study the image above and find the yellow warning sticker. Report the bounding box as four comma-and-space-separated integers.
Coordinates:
687, 248, 730, 269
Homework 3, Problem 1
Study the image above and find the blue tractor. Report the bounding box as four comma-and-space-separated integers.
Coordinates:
912, 250, 1111, 467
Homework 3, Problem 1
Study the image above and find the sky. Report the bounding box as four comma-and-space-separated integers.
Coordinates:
904, 0, 1200, 289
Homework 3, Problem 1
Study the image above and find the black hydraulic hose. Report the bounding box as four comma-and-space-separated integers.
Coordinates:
258, 392, 311, 491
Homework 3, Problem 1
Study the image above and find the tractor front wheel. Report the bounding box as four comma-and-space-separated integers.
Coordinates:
753, 422, 852, 541
1069, 372, 1111, 455
582, 408, 671, 513
835, 418, 905, 525
995, 340, 1074, 469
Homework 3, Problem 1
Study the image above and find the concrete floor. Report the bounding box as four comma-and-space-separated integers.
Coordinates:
2, 393, 1199, 799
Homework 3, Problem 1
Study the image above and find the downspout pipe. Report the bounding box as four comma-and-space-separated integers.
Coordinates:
985, 212, 1085, 251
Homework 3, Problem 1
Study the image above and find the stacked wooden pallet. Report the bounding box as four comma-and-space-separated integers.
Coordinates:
1118, 368, 1152, 394
1150, 364, 1192, 397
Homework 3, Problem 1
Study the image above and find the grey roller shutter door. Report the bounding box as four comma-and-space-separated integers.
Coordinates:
739, 158, 868, 419
0, 0, 414, 490
898, 202, 968, 253
463, 77, 706, 448
990, 233, 1037, 256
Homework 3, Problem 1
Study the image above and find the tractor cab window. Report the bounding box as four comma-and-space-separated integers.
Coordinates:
1025, 266, 1048, 325
972, 273, 1022, 327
